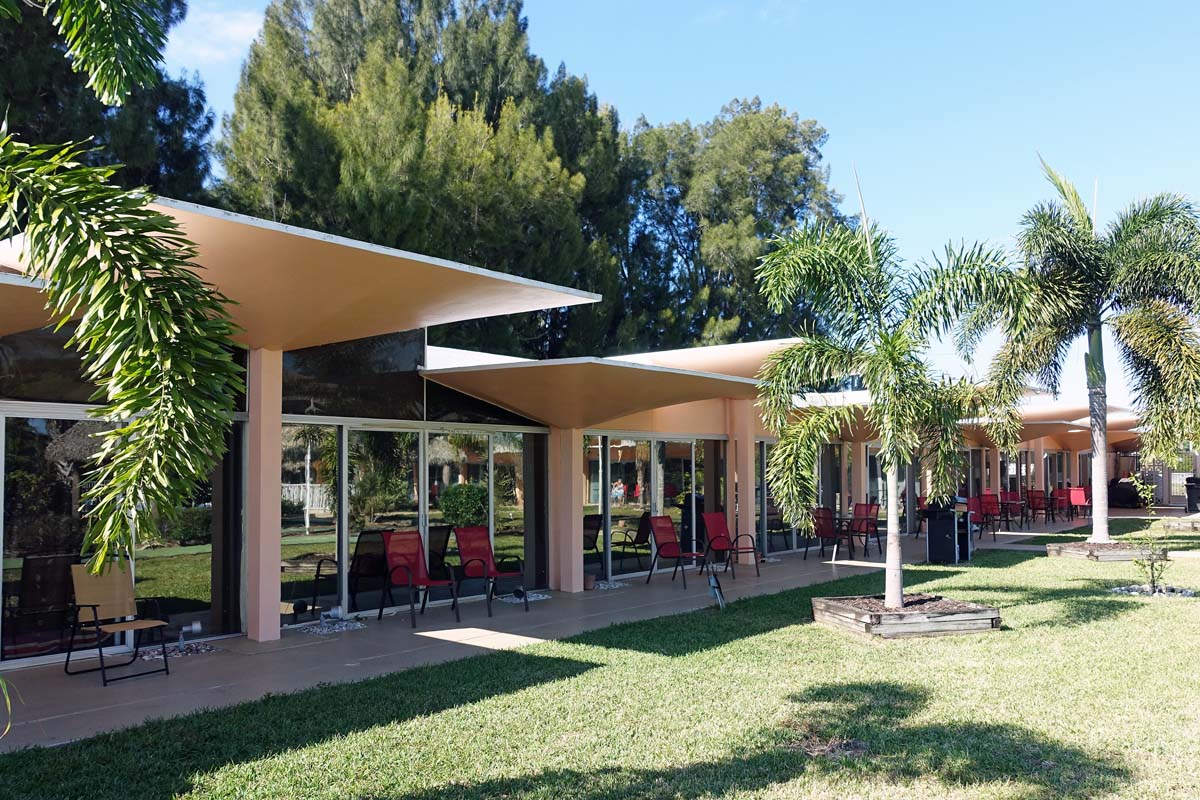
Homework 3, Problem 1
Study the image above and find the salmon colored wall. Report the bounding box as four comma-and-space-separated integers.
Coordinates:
594, 398, 771, 438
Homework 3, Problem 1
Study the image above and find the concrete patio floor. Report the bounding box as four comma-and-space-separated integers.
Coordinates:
0, 507, 1178, 752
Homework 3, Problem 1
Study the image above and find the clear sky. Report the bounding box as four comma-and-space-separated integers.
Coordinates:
163, 0, 1200, 406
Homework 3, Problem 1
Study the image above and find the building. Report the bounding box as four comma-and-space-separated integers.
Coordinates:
0, 200, 1188, 668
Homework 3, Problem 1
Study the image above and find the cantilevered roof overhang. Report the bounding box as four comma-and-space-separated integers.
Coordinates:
0, 199, 600, 350
0, 272, 51, 336
422, 358, 760, 429
614, 338, 801, 379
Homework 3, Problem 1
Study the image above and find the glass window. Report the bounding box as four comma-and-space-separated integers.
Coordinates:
609, 439, 652, 576
138, 425, 244, 639
657, 441, 696, 554
428, 432, 489, 593
283, 330, 424, 419
492, 432, 546, 590
0, 325, 94, 404
280, 423, 341, 626
2, 418, 242, 661
425, 382, 540, 426
581, 435, 605, 579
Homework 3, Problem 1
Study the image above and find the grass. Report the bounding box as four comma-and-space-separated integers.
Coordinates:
3, 550, 1200, 799
1018, 516, 1200, 550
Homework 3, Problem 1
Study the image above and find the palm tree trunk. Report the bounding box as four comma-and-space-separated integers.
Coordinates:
1085, 322, 1110, 543
884, 465, 904, 609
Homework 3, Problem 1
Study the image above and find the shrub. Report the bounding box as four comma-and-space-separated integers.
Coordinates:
438, 483, 489, 528
281, 496, 305, 519
160, 507, 213, 547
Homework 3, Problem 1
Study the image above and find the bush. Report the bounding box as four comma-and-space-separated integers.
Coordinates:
281, 496, 305, 519
438, 483, 489, 528
161, 506, 213, 547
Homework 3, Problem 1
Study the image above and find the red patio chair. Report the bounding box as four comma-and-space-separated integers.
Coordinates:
1069, 486, 1091, 519
1001, 491, 1025, 529
849, 502, 881, 556
1051, 491, 1070, 522
380, 530, 460, 627
1027, 490, 1050, 524
455, 526, 528, 616
805, 507, 854, 561
612, 512, 653, 572
645, 515, 705, 588
699, 512, 760, 579
979, 493, 1001, 540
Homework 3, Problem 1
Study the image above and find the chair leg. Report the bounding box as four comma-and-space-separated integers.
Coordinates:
408, 585, 417, 628
726, 552, 735, 580
522, 582, 530, 613
450, 581, 461, 623
753, 549, 761, 577
678, 558, 687, 589
485, 578, 493, 618
832, 541, 839, 562
161, 627, 170, 676
645, 554, 657, 583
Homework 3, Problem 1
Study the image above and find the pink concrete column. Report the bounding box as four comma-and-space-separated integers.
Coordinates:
726, 399, 758, 566
852, 443, 868, 504
246, 348, 282, 642
547, 427, 584, 592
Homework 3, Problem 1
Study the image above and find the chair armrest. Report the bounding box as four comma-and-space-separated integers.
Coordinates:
731, 533, 758, 551
137, 597, 167, 622
387, 564, 414, 588
496, 556, 523, 575
459, 557, 489, 581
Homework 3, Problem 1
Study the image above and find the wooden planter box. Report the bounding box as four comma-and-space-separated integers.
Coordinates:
1045, 543, 1154, 561
811, 595, 1001, 639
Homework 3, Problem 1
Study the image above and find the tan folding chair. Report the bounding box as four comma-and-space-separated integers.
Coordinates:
64, 563, 170, 686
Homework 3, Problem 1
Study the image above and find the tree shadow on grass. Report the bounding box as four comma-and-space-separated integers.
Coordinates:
573, 563, 964, 658
369, 681, 1127, 800
0, 651, 601, 800
947, 577, 1143, 630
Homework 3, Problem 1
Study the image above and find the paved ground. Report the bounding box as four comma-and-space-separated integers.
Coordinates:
0, 506, 1181, 752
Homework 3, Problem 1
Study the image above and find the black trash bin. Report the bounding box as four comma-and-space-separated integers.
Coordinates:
1185, 476, 1200, 514
925, 498, 971, 564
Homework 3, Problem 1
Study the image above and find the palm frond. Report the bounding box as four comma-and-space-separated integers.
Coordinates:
1111, 300, 1200, 464
758, 220, 895, 336
905, 241, 1016, 344
766, 404, 858, 531
1039, 157, 1095, 235
757, 336, 864, 434
1107, 194, 1200, 315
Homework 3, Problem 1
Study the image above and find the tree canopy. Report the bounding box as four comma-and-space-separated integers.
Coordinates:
0, 0, 213, 200
219, 0, 842, 357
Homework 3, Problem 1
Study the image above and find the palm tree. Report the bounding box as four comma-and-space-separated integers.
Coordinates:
757, 220, 1007, 609
927, 161, 1200, 542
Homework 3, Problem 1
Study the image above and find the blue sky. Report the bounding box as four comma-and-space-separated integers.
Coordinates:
163, 0, 1200, 404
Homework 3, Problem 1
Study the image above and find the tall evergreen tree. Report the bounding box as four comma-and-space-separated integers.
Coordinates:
219, 2, 842, 357
0, 0, 213, 200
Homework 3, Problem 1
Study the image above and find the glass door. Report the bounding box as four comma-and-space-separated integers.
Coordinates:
656, 440, 696, 563
427, 432, 490, 599
281, 422, 341, 626
609, 438, 652, 576
344, 428, 420, 614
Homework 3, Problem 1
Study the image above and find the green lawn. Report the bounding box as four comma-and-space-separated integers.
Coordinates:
3, 550, 1199, 799
1018, 516, 1200, 550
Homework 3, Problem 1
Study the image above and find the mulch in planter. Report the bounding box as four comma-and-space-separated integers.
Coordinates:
837, 593, 985, 614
